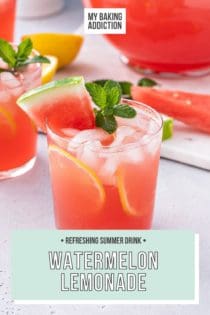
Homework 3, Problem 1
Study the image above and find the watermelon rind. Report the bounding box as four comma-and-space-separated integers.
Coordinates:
17, 76, 84, 106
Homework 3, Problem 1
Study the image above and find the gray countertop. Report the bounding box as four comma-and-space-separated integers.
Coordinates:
0, 1, 210, 314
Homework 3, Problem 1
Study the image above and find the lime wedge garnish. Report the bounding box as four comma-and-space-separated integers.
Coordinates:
162, 115, 174, 141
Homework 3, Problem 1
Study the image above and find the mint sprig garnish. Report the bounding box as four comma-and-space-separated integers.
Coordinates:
0, 40, 16, 68
86, 80, 137, 134
0, 38, 50, 73
93, 79, 132, 98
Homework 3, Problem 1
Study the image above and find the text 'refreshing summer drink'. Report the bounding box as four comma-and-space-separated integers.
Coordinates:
47, 100, 162, 229
84, 0, 210, 74
0, 39, 49, 179
0, 0, 16, 41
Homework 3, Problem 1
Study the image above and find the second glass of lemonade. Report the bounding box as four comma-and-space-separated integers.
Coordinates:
47, 100, 162, 229
0, 60, 41, 179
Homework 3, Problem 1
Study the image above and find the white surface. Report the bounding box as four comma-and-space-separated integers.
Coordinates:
1, 1, 210, 314
161, 122, 210, 170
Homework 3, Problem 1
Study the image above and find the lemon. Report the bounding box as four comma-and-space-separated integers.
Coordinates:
117, 170, 139, 216
49, 145, 105, 212
41, 55, 58, 84
22, 33, 84, 69
117, 165, 149, 217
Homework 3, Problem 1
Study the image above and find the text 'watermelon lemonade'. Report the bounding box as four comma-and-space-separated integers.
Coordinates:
84, 0, 210, 74
0, 61, 41, 179
47, 99, 162, 229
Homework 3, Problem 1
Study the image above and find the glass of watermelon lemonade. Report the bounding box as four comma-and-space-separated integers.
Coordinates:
47, 99, 162, 229
0, 60, 41, 179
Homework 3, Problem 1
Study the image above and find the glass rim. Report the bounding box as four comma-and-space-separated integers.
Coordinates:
0, 48, 41, 82
46, 99, 163, 153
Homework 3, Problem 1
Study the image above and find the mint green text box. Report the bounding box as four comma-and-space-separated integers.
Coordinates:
11, 230, 197, 301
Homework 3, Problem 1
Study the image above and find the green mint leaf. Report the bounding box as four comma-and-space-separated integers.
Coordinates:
103, 105, 114, 116
0, 39, 16, 68
86, 80, 137, 134
17, 55, 50, 67
104, 80, 122, 106
113, 104, 137, 118
93, 79, 132, 97
16, 38, 33, 63
137, 77, 157, 87
119, 81, 132, 96
95, 110, 117, 134
93, 79, 133, 97
93, 79, 108, 87
85, 82, 107, 108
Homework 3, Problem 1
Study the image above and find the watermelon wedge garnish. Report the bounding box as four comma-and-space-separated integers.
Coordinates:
17, 76, 94, 132
131, 86, 210, 134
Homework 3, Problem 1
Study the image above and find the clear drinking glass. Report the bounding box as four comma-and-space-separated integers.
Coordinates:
0, 61, 41, 179
47, 99, 163, 229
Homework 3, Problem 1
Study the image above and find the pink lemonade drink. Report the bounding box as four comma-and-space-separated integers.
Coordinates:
0, 62, 41, 179
84, 0, 210, 74
47, 100, 162, 229
0, 0, 16, 41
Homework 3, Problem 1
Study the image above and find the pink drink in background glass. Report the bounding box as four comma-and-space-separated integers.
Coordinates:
0, 60, 41, 179
84, 0, 210, 74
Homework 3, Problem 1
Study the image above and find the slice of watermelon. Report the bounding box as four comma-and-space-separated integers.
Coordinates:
131, 86, 210, 134
17, 76, 94, 132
